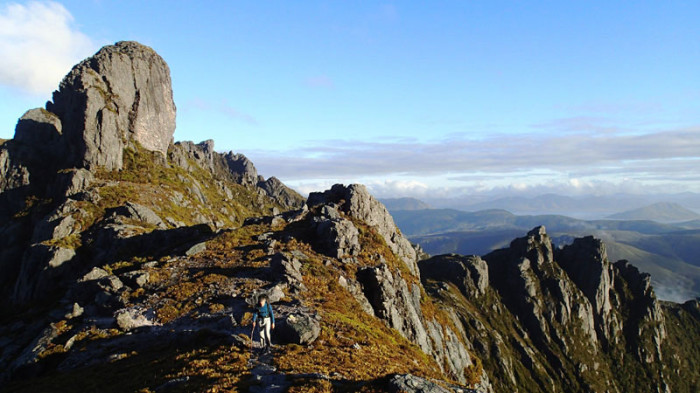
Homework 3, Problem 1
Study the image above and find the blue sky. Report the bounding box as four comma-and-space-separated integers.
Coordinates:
1, 1, 699, 198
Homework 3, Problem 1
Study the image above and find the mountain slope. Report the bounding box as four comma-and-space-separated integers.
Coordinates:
0, 42, 482, 393
379, 197, 432, 211
607, 202, 700, 222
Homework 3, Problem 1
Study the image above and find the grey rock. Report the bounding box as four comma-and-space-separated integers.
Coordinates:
308, 184, 419, 276
170, 140, 216, 173
30, 199, 87, 243
10, 324, 60, 371
94, 275, 124, 295
122, 270, 150, 288
338, 275, 375, 316
257, 176, 305, 209
81, 267, 110, 282
55, 168, 93, 197
47, 41, 176, 170
185, 242, 207, 256
313, 216, 361, 259
223, 152, 259, 186
266, 284, 286, 303
66, 302, 84, 319
13, 108, 62, 146
269, 253, 305, 290
387, 374, 452, 393
277, 311, 321, 345
111, 202, 166, 229
115, 308, 157, 331
357, 263, 431, 353
0, 145, 30, 193
419, 254, 489, 298
557, 236, 616, 341
12, 244, 77, 302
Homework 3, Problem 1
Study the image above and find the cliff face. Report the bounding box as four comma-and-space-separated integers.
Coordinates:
420, 226, 696, 393
1, 41, 699, 393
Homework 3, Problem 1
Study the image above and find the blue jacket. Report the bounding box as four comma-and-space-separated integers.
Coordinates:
252, 303, 274, 324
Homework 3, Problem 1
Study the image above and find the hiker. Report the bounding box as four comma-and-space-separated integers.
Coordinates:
252, 294, 275, 351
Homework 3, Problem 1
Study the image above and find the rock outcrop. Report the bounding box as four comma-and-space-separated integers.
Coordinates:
0, 41, 304, 306
417, 225, 678, 393
308, 184, 419, 275
419, 254, 489, 298
47, 41, 176, 170
305, 184, 479, 386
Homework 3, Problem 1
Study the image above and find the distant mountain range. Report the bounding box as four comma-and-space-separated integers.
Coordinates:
420, 192, 700, 219
607, 202, 700, 222
379, 197, 431, 211
387, 202, 700, 302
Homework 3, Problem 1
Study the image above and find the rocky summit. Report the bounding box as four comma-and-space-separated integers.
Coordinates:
1, 42, 699, 393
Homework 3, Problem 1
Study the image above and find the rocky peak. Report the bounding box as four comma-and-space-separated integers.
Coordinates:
307, 184, 419, 275
47, 41, 176, 170
557, 235, 616, 341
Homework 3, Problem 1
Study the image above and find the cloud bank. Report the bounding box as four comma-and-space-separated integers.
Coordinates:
250, 126, 700, 197
0, 1, 94, 95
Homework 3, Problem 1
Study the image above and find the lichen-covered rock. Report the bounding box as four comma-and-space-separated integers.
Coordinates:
47, 41, 176, 170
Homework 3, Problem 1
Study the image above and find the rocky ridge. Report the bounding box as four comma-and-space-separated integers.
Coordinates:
1, 41, 699, 393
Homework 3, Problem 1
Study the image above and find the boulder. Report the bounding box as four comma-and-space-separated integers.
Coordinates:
269, 253, 305, 290
115, 308, 157, 331
387, 374, 452, 393
276, 311, 321, 345
80, 267, 110, 282
110, 202, 167, 229
313, 216, 361, 259
121, 270, 150, 288
47, 41, 176, 170
185, 242, 207, 256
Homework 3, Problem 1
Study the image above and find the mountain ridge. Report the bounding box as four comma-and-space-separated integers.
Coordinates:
1, 41, 698, 393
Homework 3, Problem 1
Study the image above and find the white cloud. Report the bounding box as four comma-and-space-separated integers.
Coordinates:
251, 127, 700, 181
366, 179, 430, 198
0, 1, 94, 95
